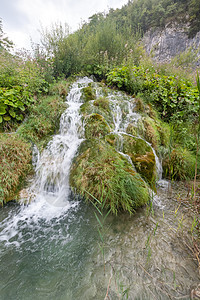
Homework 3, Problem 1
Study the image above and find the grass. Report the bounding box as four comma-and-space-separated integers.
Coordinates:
70, 139, 149, 214
17, 95, 67, 151
0, 134, 32, 205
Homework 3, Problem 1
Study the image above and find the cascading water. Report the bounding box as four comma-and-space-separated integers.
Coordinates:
108, 92, 163, 180
0, 77, 199, 300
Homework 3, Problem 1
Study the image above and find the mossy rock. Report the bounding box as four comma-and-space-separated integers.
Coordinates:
138, 116, 170, 150
134, 97, 146, 113
80, 102, 94, 117
93, 97, 110, 112
105, 133, 121, 147
84, 113, 111, 139
122, 135, 156, 185
81, 84, 96, 102
126, 123, 138, 136
81, 97, 114, 126
70, 140, 149, 214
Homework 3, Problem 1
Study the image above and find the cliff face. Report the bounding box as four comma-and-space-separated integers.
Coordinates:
143, 23, 200, 65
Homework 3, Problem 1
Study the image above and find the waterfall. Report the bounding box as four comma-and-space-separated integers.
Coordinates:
0, 77, 93, 245
108, 92, 163, 180
31, 77, 92, 208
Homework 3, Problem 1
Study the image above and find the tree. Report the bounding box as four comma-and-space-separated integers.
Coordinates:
0, 19, 13, 50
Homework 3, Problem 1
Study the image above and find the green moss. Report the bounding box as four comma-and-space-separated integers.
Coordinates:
70, 140, 149, 214
0, 134, 32, 205
126, 123, 138, 136
122, 135, 156, 185
80, 102, 94, 117
84, 113, 111, 139
134, 97, 146, 113
81, 84, 96, 102
93, 97, 110, 111
105, 133, 121, 147
162, 147, 196, 180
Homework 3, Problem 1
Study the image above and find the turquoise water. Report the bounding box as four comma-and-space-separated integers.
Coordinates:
0, 199, 99, 300
0, 186, 199, 300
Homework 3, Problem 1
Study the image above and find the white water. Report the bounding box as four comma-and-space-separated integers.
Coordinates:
108, 91, 163, 181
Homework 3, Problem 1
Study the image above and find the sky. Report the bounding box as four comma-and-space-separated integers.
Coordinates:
0, 0, 128, 50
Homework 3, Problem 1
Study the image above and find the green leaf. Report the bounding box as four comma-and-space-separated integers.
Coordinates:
16, 114, 23, 121
0, 116, 2, 123
0, 105, 7, 115
3, 115, 11, 121
9, 109, 16, 118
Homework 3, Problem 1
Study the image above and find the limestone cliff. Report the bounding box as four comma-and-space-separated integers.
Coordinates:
143, 23, 200, 65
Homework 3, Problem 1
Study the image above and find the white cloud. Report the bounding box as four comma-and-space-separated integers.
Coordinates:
1, 0, 128, 50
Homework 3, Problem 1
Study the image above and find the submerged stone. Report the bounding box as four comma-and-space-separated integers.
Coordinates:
70, 140, 149, 214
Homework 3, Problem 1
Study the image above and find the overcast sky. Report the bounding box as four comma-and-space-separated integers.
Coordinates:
0, 0, 128, 50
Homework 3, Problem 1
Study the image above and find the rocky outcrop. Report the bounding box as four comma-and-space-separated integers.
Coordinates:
143, 23, 200, 64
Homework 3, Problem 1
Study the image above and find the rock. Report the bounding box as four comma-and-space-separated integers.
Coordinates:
143, 23, 200, 64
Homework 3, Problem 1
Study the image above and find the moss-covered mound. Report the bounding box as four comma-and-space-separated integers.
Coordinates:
0, 134, 32, 205
81, 84, 96, 102
122, 135, 156, 185
17, 95, 67, 151
70, 140, 149, 214
84, 113, 111, 139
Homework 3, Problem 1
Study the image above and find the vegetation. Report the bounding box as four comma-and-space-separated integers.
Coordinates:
70, 140, 149, 214
0, 134, 32, 205
0, 0, 200, 212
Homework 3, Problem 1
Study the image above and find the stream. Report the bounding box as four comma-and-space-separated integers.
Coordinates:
0, 77, 199, 300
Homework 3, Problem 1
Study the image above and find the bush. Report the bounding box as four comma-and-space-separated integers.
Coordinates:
0, 49, 50, 127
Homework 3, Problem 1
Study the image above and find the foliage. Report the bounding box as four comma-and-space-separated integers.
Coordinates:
162, 147, 196, 180
17, 94, 67, 150
70, 140, 149, 214
0, 49, 51, 127
106, 65, 199, 123
0, 19, 13, 50
0, 134, 32, 205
